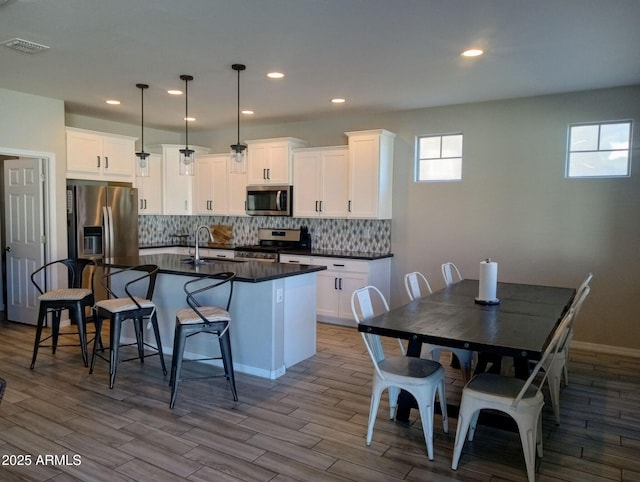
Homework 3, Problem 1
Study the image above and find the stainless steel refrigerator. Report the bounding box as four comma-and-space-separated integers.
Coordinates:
67, 180, 138, 300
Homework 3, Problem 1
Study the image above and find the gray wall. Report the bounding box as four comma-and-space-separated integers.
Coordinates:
31, 84, 640, 351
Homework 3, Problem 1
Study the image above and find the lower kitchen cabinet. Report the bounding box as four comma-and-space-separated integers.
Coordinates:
279, 255, 391, 326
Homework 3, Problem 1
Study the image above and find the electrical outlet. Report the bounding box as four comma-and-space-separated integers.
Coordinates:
276, 288, 283, 303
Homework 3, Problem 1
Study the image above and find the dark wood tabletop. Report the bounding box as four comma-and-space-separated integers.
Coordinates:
357, 279, 575, 422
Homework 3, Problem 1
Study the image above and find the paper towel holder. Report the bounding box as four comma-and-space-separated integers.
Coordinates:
475, 258, 500, 305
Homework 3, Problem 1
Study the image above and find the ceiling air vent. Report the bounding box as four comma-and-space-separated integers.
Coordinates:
1, 38, 50, 54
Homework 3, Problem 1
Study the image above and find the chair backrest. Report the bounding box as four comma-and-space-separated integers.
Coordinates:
184, 271, 236, 311
573, 273, 592, 311
101, 264, 159, 304
31, 258, 96, 294
351, 286, 392, 373
404, 271, 433, 301
441, 262, 462, 286
513, 307, 575, 407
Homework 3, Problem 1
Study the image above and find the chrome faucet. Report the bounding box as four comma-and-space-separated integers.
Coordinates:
194, 225, 214, 264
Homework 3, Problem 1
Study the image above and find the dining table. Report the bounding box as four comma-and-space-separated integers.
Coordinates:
357, 278, 576, 422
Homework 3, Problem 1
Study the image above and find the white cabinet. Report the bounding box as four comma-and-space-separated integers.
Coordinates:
293, 146, 349, 218
345, 129, 395, 219
246, 137, 307, 185
194, 153, 248, 216
194, 154, 229, 214
279, 255, 391, 326
135, 153, 162, 215
66, 127, 136, 181
158, 144, 210, 215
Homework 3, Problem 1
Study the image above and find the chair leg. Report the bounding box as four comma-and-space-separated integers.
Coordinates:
109, 316, 122, 389
169, 322, 180, 389
89, 314, 103, 374
150, 312, 167, 376
218, 329, 237, 401
169, 324, 187, 409
133, 317, 145, 363
72, 303, 88, 367
366, 382, 384, 445
515, 411, 541, 482
30, 304, 48, 369
51, 309, 61, 354
451, 403, 474, 470
437, 379, 448, 433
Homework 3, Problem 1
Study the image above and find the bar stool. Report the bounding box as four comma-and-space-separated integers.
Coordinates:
30, 258, 96, 369
169, 272, 237, 408
90, 264, 167, 388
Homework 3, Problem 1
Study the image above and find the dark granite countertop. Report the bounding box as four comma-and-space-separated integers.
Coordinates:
139, 244, 393, 260
104, 254, 326, 283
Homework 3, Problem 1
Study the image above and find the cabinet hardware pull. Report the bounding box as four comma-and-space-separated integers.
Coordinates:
333, 263, 345, 267
97, 156, 101, 168
319, 200, 323, 212
339, 278, 343, 290
289, 260, 299, 263
315, 200, 318, 212
105, 156, 109, 168
348, 200, 352, 212
334, 278, 338, 290
144, 199, 147, 209
140, 199, 143, 210
263, 168, 267, 179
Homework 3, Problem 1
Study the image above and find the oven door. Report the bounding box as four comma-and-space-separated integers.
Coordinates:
246, 185, 292, 216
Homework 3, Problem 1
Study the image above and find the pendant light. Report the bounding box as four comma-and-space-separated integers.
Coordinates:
230, 63, 247, 173
135, 83, 150, 177
179, 74, 195, 176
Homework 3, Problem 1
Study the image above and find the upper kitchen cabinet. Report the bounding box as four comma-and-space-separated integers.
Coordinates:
66, 127, 136, 181
345, 129, 395, 219
293, 146, 349, 218
246, 137, 307, 185
135, 153, 162, 215
158, 144, 210, 215
194, 154, 229, 215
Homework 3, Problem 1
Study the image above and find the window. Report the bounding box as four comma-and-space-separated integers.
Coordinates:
566, 121, 632, 178
416, 133, 463, 181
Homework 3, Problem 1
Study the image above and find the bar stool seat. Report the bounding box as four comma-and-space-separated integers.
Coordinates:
30, 258, 96, 369
170, 272, 237, 408
89, 265, 167, 388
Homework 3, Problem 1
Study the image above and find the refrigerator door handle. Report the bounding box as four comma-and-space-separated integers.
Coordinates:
107, 206, 115, 259
103, 206, 114, 259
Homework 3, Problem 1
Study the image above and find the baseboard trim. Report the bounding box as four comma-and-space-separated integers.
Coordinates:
571, 340, 640, 358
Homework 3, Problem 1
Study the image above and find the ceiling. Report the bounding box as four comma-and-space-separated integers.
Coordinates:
1, 0, 639, 134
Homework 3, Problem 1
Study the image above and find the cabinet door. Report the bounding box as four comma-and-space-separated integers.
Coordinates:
194, 155, 215, 214
247, 143, 269, 184
266, 142, 290, 184
66, 130, 102, 175
293, 150, 321, 217
101, 135, 135, 179
162, 146, 192, 215
137, 153, 162, 215
211, 156, 229, 214
320, 149, 349, 218
316, 270, 341, 318
228, 170, 248, 216
348, 134, 380, 218
337, 272, 369, 319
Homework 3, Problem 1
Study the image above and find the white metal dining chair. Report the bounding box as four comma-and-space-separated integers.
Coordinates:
451, 307, 575, 482
351, 285, 448, 460
404, 272, 474, 382
543, 284, 590, 424
561, 273, 593, 385
441, 262, 462, 286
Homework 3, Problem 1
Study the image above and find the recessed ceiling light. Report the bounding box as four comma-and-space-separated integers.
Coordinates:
267, 72, 284, 79
241, 110, 254, 115
184, 117, 195, 122
331, 98, 346, 104
168, 89, 183, 95
105, 99, 121, 105
461, 49, 484, 57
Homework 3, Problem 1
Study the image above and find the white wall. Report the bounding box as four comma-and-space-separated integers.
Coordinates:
197, 85, 640, 351
0, 88, 66, 264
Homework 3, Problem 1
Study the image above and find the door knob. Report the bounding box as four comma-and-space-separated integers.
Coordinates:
4, 246, 11, 252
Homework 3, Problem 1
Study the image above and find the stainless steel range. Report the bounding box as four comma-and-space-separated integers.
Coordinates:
235, 228, 310, 263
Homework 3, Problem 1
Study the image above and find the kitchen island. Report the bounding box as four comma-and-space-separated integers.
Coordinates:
105, 254, 326, 379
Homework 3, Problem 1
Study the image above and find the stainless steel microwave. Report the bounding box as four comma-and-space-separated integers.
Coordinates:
246, 185, 293, 216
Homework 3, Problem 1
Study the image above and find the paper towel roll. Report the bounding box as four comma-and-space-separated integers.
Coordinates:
478, 259, 498, 302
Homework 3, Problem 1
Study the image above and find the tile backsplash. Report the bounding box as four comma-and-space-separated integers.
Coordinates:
139, 216, 391, 253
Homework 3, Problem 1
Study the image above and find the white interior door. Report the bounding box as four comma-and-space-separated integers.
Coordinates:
3, 157, 45, 324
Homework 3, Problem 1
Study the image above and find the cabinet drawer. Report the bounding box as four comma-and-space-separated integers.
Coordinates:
280, 255, 312, 265
311, 257, 370, 273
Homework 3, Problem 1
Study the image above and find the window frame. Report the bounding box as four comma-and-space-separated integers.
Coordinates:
415, 132, 464, 182
566, 120, 633, 179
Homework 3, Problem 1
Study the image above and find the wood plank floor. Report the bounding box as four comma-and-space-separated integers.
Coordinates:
1, 317, 639, 481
